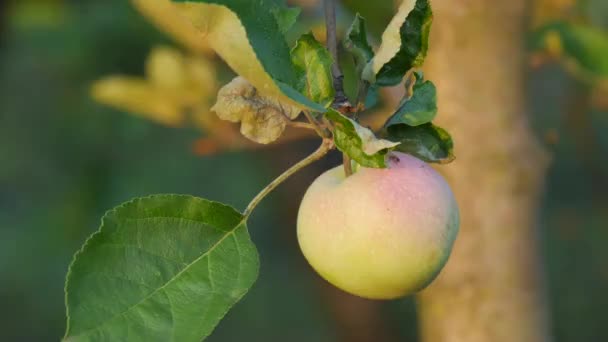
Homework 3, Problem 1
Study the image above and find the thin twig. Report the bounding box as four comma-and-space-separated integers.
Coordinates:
243, 139, 334, 218
303, 110, 331, 138
324, 0, 350, 111
321, 116, 334, 131
287, 121, 317, 130
324, 0, 353, 176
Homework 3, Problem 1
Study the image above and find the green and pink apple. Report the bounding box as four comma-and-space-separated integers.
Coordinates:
297, 152, 459, 299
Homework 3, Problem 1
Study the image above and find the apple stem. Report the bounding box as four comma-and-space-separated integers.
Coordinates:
342, 154, 353, 176
243, 139, 335, 218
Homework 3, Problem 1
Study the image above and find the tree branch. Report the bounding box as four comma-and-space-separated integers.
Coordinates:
303, 110, 331, 138
324, 0, 353, 177
324, 0, 349, 110
286, 121, 317, 130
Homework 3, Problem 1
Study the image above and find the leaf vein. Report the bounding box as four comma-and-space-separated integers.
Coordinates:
67, 222, 243, 340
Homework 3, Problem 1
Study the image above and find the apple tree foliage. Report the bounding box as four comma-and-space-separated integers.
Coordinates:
63, 1, 455, 341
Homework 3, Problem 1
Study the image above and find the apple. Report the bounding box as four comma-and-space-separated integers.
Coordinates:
297, 152, 459, 299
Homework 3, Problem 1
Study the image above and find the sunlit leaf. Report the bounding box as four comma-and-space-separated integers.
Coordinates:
291, 33, 335, 108
64, 195, 259, 342
212, 77, 301, 144
91, 46, 217, 127
382, 123, 455, 164
146, 47, 189, 89
363, 0, 432, 86
172, 0, 325, 112
326, 109, 399, 168
385, 72, 437, 127
131, 0, 212, 54
91, 77, 185, 126
146, 46, 217, 101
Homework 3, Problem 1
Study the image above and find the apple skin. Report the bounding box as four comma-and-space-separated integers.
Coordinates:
297, 152, 459, 299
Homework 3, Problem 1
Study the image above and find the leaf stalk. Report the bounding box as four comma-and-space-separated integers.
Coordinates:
303, 111, 331, 138
243, 139, 334, 218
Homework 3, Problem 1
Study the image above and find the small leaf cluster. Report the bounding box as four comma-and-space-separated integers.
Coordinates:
380, 72, 454, 163
332, 0, 454, 165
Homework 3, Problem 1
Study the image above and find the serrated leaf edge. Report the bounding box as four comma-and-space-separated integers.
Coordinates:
63, 194, 256, 341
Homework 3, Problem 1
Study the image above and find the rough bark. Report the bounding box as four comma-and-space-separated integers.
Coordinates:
415, 1, 552, 341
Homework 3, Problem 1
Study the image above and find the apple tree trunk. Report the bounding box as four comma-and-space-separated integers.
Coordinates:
415, 1, 552, 341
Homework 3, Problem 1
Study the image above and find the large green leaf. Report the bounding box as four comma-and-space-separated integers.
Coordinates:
532, 21, 608, 78
383, 123, 455, 164
326, 109, 399, 168
385, 72, 437, 127
291, 33, 335, 108
172, 0, 325, 112
64, 195, 259, 342
363, 0, 433, 86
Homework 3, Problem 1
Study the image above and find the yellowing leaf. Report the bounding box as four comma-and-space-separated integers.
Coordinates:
131, 0, 212, 54
146, 46, 188, 89
365, 0, 432, 86
91, 77, 185, 126
354, 123, 401, 155
212, 77, 301, 144
373, 0, 417, 72
291, 33, 335, 107
172, 1, 324, 112
92, 46, 218, 127
325, 109, 399, 168
146, 46, 217, 105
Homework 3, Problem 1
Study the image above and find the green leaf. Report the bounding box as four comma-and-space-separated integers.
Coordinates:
344, 14, 377, 110
326, 109, 400, 168
364, 83, 380, 110
172, 0, 325, 112
344, 14, 374, 70
291, 33, 335, 107
272, 6, 301, 34
340, 0, 396, 36
363, 0, 433, 86
532, 21, 608, 78
385, 73, 437, 127
64, 195, 259, 342
382, 123, 455, 164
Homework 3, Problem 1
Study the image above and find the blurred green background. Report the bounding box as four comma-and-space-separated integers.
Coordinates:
1, 0, 607, 341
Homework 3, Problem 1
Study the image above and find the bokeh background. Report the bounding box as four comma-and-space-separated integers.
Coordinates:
1, 0, 607, 341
